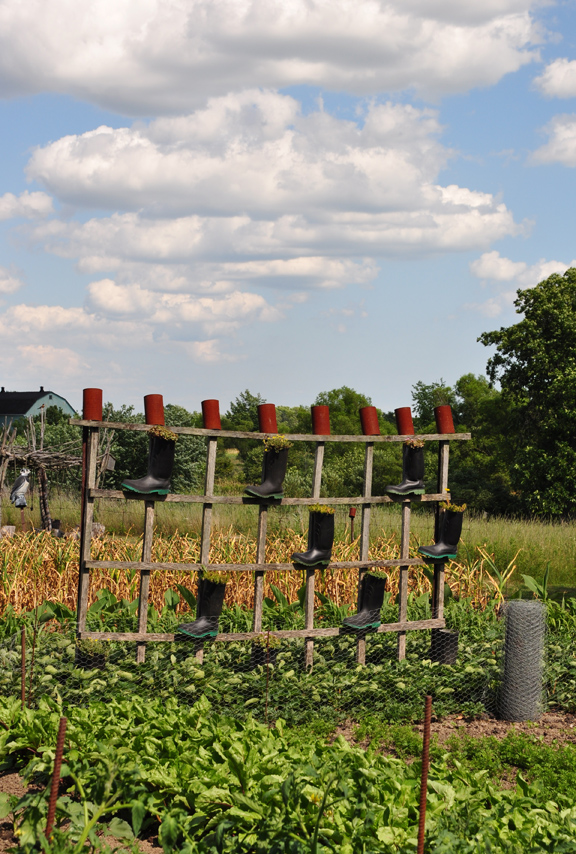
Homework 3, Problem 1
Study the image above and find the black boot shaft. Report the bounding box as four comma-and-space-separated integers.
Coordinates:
244, 448, 289, 499
386, 444, 425, 496
121, 433, 176, 494
418, 509, 464, 560
177, 578, 227, 638
343, 572, 386, 630
291, 511, 335, 567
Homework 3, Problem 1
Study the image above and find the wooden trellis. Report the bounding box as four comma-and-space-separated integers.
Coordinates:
73, 417, 470, 665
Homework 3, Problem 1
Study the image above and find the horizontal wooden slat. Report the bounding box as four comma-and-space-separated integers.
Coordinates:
89, 489, 448, 505
85, 558, 427, 572
78, 618, 445, 642
71, 420, 470, 444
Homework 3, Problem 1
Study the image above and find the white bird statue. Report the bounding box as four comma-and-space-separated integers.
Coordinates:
10, 468, 31, 508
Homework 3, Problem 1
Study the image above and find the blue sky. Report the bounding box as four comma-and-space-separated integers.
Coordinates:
1, 0, 576, 416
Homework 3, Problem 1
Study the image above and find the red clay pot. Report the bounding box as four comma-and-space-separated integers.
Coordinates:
144, 394, 165, 426
258, 403, 278, 433
395, 407, 414, 435
311, 405, 331, 435
202, 399, 221, 430
82, 388, 103, 421
434, 405, 455, 434
360, 406, 380, 435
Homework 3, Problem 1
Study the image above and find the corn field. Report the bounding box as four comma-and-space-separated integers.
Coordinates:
0, 528, 507, 615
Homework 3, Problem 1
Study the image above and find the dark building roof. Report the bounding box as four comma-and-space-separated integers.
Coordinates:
0, 387, 75, 418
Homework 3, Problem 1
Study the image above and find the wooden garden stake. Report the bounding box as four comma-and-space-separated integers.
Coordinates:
357, 442, 374, 664
136, 500, 155, 663
196, 436, 218, 662
417, 695, 432, 854
20, 627, 25, 710
45, 716, 67, 840
304, 441, 325, 668
397, 499, 411, 661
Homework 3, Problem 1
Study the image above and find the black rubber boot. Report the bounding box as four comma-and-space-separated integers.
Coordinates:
418, 509, 464, 560
122, 434, 176, 495
177, 578, 226, 638
291, 511, 334, 567
342, 573, 386, 631
386, 443, 424, 496
245, 448, 289, 499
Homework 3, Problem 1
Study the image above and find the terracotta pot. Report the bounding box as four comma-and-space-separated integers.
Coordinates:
144, 394, 165, 426
258, 403, 278, 433
359, 406, 380, 435
394, 407, 414, 435
82, 388, 103, 421
202, 399, 221, 429
311, 405, 331, 435
434, 405, 455, 434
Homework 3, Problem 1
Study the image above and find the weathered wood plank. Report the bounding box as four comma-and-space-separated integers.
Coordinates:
252, 506, 267, 632
85, 558, 427, 572
78, 618, 445, 643
76, 428, 99, 632
89, 489, 449, 505
72, 420, 470, 443
397, 499, 411, 661
356, 442, 374, 666
136, 500, 154, 663
196, 438, 218, 664
305, 442, 325, 667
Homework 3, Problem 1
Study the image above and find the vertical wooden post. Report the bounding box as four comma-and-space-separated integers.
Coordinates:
196, 436, 218, 662
76, 427, 99, 633
304, 441, 324, 668
252, 506, 267, 632
356, 442, 374, 665
397, 499, 411, 661
136, 500, 155, 663
432, 441, 450, 623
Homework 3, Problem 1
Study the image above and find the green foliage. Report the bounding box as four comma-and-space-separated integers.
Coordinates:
4, 694, 576, 853
479, 267, 576, 516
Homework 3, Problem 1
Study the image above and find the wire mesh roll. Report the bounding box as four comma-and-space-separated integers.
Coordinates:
499, 600, 545, 721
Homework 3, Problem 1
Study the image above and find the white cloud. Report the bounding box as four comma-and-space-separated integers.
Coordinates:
534, 58, 576, 98
0, 267, 24, 294
0, 191, 54, 220
468, 250, 576, 315
531, 114, 576, 166
25, 95, 523, 283
0, 0, 541, 112
85, 278, 281, 331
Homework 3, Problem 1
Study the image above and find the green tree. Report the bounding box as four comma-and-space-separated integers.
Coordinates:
479, 268, 576, 516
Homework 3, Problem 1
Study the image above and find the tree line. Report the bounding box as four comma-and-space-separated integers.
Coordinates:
12, 268, 576, 518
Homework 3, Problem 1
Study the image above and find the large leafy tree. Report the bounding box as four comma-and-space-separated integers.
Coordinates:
478, 268, 576, 516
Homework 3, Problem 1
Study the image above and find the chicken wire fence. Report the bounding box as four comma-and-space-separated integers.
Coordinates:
0, 597, 554, 727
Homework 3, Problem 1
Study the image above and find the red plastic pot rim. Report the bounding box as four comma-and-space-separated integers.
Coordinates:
144, 394, 165, 426
434, 405, 455, 434
258, 403, 278, 434
82, 388, 103, 421
311, 405, 331, 435
201, 399, 221, 430
359, 406, 380, 435
395, 406, 414, 436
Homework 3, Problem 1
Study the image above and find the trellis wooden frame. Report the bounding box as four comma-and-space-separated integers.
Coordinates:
73, 419, 470, 665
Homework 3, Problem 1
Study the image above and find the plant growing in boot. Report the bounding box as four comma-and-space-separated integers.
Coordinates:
122, 425, 178, 495
244, 435, 292, 499
418, 501, 466, 561
291, 505, 334, 567
342, 571, 386, 631
386, 439, 425, 496
177, 571, 229, 638
251, 633, 281, 669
